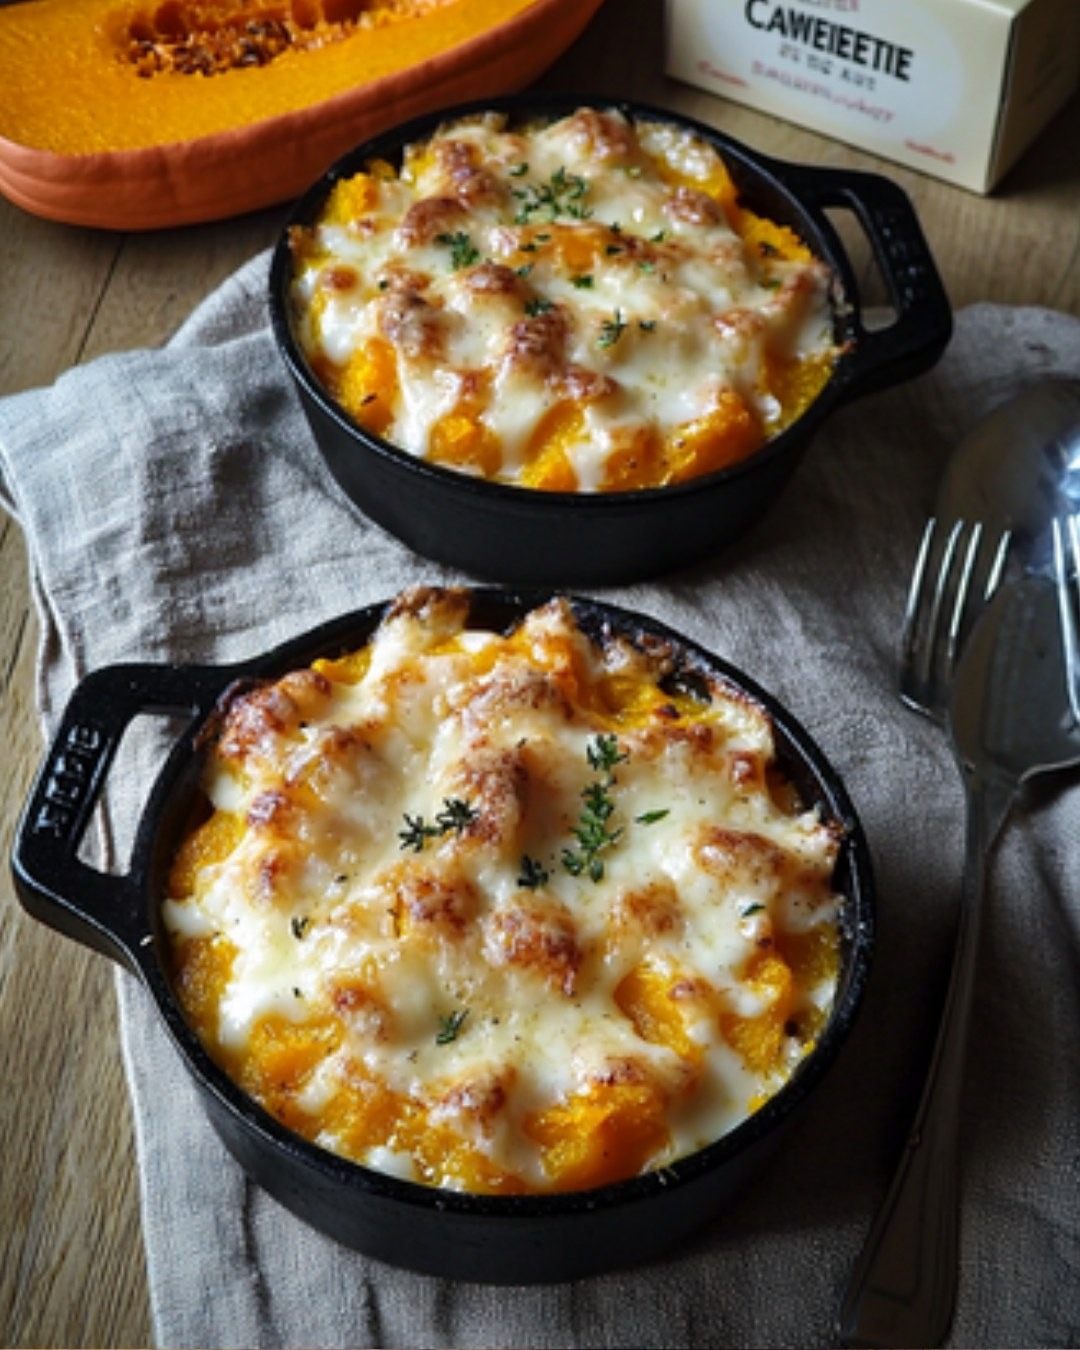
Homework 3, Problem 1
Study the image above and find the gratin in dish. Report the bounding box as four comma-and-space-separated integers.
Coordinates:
164, 587, 845, 1194
286, 105, 841, 492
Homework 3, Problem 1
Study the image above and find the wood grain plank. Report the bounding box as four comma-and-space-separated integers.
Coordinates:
0, 523, 151, 1350
0, 210, 120, 396
82, 207, 288, 361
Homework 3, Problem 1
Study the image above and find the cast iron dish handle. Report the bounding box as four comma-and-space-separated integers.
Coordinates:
11, 661, 225, 975
775, 160, 953, 401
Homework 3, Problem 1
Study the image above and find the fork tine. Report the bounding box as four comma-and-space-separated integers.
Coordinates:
900, 517, 1012, 720
949, 525, 1012, 660
982, 528, 1012, 597
900, 518, 964, 718
899, 517, 940, 698
1052, 512, 1080, 724
942, 522, 984, 670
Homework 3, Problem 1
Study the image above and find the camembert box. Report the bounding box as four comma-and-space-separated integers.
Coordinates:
664, 0, 1080, 193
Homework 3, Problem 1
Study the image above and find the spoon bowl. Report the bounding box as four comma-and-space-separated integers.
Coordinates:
933, 378, 1080, 579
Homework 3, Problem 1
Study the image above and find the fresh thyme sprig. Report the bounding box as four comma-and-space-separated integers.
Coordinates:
398, 797, 479, 852
512, 165, 592, 224
562, 734, 628, 882
435, 231, 480, 270
562, 781, 621, 883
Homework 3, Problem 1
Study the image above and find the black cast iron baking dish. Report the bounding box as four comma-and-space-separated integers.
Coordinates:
269, 92, 952, 586
12, 589, 874, 1284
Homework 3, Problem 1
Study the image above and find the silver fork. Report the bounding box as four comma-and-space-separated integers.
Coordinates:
1053, 512, 1080, 723
899, 516, 1012, 721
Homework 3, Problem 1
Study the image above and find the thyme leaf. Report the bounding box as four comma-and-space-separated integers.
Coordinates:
517, 854, 550, 889
586, 732, 626, 775
434, 797, 480, 834
398, 812, 439, 852
635, 809, 669, 825
597, 309, 627, 349
436, 1008, 469, 1045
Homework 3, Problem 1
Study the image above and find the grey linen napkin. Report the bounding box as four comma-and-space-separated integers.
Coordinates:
1, 251, 1078, 1349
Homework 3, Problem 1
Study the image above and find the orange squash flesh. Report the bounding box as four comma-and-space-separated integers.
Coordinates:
0, 0, 605, 229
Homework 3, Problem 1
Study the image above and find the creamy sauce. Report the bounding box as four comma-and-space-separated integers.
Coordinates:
288, 107, 839, 492
165, 588, 844, 1193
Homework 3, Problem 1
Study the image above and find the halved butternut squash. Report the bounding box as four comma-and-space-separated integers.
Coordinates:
0, 0, 605, 229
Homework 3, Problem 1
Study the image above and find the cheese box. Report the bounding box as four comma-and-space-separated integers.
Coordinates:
664, 0, 1080, 193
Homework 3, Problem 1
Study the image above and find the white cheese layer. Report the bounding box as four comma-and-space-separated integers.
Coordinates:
165, 588, 844, 1192
288, 107, 838, 492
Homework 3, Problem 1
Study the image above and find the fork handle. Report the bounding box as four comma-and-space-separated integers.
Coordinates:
835, 767, 1014, 1348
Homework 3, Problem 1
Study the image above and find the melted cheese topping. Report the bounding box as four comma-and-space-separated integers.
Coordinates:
165, 588, 844, 1193
287, 107, 840, 492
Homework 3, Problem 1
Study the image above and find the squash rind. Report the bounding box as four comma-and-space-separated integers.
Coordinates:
0, 0, 606, 230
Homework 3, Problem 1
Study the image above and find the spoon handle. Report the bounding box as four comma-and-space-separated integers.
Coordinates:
835, 770, 1013, 1348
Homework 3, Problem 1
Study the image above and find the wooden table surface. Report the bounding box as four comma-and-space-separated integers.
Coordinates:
1, 3, 1078, 1345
